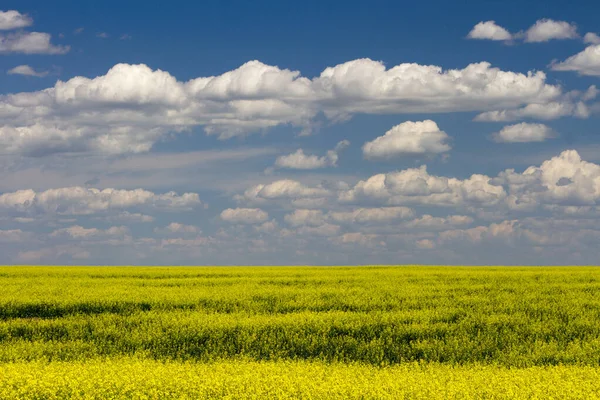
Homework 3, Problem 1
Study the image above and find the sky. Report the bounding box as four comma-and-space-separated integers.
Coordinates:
1, 0, 600, 265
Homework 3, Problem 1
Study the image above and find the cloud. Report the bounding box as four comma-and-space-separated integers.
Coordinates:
524, 19, 578, 42
492, 123, 556, 143
0, 10, 33, 30
474, 87, 596, 122
329, 207, 415, 224
296, 223, 340, 237
312, 59, 558, 117
50, 225, 129, 240
0, 229, 31, 243
101, 212, 154, 223
96, 32, 109, 38
274, 140, 349, 169
0, 31, 69, 54
221, 208, 269, 224
339, 165, 506, 208
467, 21, 512, 41
236, 180, 331, 205
496, 150, 600, 209
17, 246, 90, 263
74, 27, 84, 35
584, 33, 600, 45
7, 65, 48, 77
0, 187, 201, 215
154, 222, 199, 234
284, 209, 326, 227
0, 59, 560, 156
551, 45, 600, 77
362, 120, 451, 159
474, 100, 590, 122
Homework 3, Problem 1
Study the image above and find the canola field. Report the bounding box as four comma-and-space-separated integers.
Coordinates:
0, 266, 600, 399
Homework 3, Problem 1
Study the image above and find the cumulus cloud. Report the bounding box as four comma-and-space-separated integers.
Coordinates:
154, 222, 199, 235
0, 10, 33, 30
0, 187, 201, 215
362, 120, 451, 159
584, 33, 600, 45
7, 65, 48, 77
474, 100, 590, 122
467, 21, 512, 41
0, 31, 69, 54
221, 208, 269, 224
235, 180, 331, 205
524, 19, 578, 42
551, 45, 600, 76
329, 207, 415, 224
0, 229, 31, 243
284, 209, 326, 227
50, 225, 129, 240
274, 140, 350, 169
496, 150, 600, 209
101, 212, 155, 223
339, 165, 506, 208
0, 59, 560, 156
17, 246, 90, 263
492, 123, 556, 143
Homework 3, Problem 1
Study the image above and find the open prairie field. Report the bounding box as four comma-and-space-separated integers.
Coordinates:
1, 266, 600, 399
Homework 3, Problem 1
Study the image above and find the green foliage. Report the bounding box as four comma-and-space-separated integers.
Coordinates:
0, 266, 600, 365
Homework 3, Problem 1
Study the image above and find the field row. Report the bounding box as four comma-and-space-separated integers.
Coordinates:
1, 359, 599, 399
1, 266, 599, 366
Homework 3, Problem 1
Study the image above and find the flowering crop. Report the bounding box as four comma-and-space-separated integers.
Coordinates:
0, 266, 599, 398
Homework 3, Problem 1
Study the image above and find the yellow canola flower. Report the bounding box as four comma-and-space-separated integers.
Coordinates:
0, 359, 599, 400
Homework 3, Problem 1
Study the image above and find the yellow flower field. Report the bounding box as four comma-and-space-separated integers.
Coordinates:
1, 359, 599, 399
0, 266, 599, 398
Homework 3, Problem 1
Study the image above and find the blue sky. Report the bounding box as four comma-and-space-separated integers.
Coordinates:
1, 0, 600, 264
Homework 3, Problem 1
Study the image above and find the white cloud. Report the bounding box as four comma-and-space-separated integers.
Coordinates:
497, 150, 600, 208
284, 209, 326, 227
50, 225, 128, 239
583, 85, 598, 102
474, 98, 591, 122
551, 45, 600, 76
584, 33, 600, 45
0, 229, 30, 243
416, 239, 435, 249
221, 208, 269, 224
275, 140, 349, 169
236, 180, 331, 205
492, 123, 556, 143
329, 207, 415, 224
7, 65, 48, 77
524, 19, 578, 42
331, 232, 384, 248
17, 246, 90, 263
0, 31, 69, 54
362, 120, 451, 159
154, 222, 199, 234
0, 187, 201, 215
0, 10, 33, 30
96, 32, 109, 39
101, 212, 155, 223
313, 59, 558, 117
467, 21, 512, 41
340, 165, 506, 208
0, 59, 560, 156
297, 223, 340, 237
